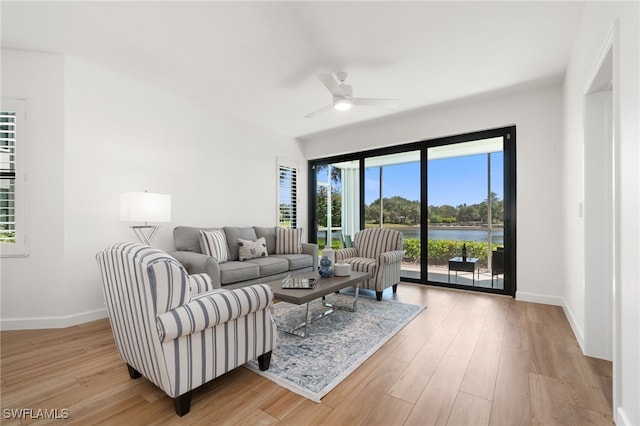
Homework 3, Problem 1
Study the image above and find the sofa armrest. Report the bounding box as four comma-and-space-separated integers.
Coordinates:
301, 243, 319, 270
379, 250, 405, 265
170, 251, 221, 289
156, 284, 274, 342
335, 247, 359, 261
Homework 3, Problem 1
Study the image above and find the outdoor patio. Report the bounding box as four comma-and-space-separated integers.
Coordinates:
401, 263, 504, 290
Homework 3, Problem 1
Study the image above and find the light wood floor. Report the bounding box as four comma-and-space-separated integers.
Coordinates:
1, 283, 613, 425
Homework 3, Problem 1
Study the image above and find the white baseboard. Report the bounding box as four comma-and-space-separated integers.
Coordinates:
561, 302, 586, 353
616, 406, 633, 426
0, 308, 107, 330
515, 291, 564, 306
516, 292, 587, 354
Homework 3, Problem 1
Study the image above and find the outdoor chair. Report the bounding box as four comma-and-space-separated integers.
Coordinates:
341, 233, 353, 248
491, 246, 505, 287
335, 228, 404, 300
96, 242, 277, 416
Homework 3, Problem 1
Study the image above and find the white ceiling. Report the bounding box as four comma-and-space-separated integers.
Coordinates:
1, 1, 585, 139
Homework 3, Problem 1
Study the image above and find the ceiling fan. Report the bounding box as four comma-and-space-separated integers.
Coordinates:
304, 72, 400, 118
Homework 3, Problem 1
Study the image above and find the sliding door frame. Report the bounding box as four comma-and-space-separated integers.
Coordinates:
308, 125, 516, 297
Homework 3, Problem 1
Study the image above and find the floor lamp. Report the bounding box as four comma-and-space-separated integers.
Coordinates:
120, 191, 171, 245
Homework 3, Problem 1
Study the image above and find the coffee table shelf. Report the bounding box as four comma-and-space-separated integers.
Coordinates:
265, 271, 371, 337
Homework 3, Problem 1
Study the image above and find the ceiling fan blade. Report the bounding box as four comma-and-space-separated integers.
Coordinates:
304, 103, 334, 118
316, 73, 344, 96
353, 98, 401, 108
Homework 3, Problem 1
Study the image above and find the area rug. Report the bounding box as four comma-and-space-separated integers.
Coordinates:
245, 292, 425, 402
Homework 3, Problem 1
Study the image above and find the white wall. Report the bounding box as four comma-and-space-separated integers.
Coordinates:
0, 50, 68, 320
562, 2, 639, 425
300, 84, 565, 305
1, 50, 307, 329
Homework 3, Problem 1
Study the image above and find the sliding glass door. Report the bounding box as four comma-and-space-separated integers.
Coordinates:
364, 151, 421, 279
308, 126, 515, 296
427, 138, 505, 289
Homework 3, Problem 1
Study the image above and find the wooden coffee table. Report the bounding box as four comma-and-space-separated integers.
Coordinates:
265, 271, 371, 337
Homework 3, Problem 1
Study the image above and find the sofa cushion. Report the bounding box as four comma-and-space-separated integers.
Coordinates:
223, 227, 258, 261
271, 254, 313, 271
219, 261, 260, 285
275, 227, 303, 254
199, 230, 228, 263
238, 237, 268, 261
245, 256, 289, 277
174, 226, 219, 253
254, 226, 277, 254
341, 257, 377, 276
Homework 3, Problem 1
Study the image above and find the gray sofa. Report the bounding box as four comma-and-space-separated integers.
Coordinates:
170, 226, 318, 290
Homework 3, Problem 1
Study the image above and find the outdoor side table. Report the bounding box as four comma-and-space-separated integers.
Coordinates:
448, 257, 480, 285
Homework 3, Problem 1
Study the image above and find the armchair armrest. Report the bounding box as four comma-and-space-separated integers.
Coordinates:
188, 274, 213, 296
170, 251, 222, 289
301, 243, 319, 270
156, 284, 274, 342
379, 250, 405, 265
335, 247, 359, 261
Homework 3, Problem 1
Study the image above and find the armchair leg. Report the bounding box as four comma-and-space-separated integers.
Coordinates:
127, 364, 141, 379
392, 284, 398, 293
173, 392, 192, 417
258, 351, 272, 371
376, 291, 383, 301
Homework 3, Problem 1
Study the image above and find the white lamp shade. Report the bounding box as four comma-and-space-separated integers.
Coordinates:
120, 192, 171, 223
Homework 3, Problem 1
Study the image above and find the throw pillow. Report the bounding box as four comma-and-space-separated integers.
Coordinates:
276, 227, 303, 254
199, 230, 228, 263
238, 237, 268, 261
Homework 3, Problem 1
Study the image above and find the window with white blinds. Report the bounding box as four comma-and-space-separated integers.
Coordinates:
1, 98, 27, 256
278, 161, 298, 229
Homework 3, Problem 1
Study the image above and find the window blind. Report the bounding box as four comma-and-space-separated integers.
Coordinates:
0, 111, 17, 243
278, 164, 297, 229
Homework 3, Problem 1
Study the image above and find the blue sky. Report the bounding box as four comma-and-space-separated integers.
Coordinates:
317, 152, 504, 207
427, 152, 503, 206
364, 152, 504, 206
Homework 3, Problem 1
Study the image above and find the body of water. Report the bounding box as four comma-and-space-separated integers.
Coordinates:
321, 226, 504, 244
396, 227, 503, 244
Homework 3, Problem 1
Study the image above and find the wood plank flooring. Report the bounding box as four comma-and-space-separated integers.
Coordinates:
1, 283, 613, 425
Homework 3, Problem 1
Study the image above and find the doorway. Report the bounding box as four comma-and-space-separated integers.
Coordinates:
584, 44, 614, 361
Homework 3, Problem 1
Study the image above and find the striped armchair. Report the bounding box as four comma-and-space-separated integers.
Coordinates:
96, 243, 277, 416
335, 228, 404, 301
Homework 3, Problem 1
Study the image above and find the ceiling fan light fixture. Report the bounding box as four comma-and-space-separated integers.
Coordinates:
305, 73, 398, 118
333, 98, 353, 111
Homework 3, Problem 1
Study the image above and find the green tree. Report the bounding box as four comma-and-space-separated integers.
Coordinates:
314, 164, 342, 187
457, 203, 481, 222
430, 214, 443, 224
365, 196, 420, 224
477, 192, 503, 223
316, 186, 342, 227
365, 198, 381, 224
429, 204, 457, 223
